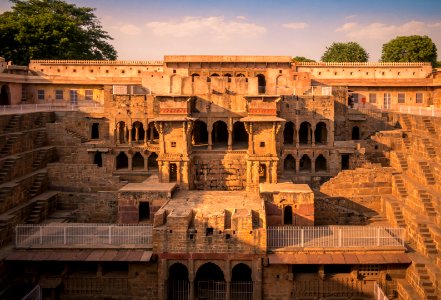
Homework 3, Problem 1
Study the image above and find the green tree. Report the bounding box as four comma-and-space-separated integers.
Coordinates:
321, 42, 369, 62
381, 35, 437, 66
0, 0, 117, 65
292, 56, 316, 63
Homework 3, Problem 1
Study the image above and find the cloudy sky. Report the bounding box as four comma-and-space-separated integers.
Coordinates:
1, 0, 441, 61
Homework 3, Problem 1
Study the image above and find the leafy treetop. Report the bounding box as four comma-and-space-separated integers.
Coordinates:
321, 42, 369, 62
0, 0, 117, 65
381, 35, 437, 66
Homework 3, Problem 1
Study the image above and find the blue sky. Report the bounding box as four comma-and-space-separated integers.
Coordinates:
1, 0, 441, 61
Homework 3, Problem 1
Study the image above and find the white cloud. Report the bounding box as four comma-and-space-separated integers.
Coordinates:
236, 16, 247, 20
145, 16, 266, 40
336, 20, 428, 40
118, 24, 142, 36
428, 22, 441, 28
282, 22, 308, 30
345, 15, 357, 19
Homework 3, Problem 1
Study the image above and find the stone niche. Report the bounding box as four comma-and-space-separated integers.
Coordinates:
260, 182, 314, 226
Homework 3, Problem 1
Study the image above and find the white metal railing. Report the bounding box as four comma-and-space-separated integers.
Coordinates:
21, 285, 41, 300
374, 282, 389, 300
15, 224, 152, 248
354, 104, 441, 117
0, 102, 103, 115
267, 226, 404, 250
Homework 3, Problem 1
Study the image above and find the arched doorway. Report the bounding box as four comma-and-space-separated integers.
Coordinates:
284, 122, 294, 145
0, 85, 10, 105
231, 263, 253, 300
195, 263, 225, 299
299, 122, 311, 145
91, 123, 99, 139
132, 152, 144, 170
212, 120, 228, 149
191, 73, 200, 82
131, 121, 145, 144
284, 154, 295, 173
352, 126, 360, 140
257, 74, 266, 94
192, 120, 208, 147
169, 163, 177, 182
284, 206, 293, 225
116, 152, 128, 170
233, 122, 248, 149
93, 152, 102, 167
315, 154, 327, 172
147, 123, 159, 143
299, 154, 311, 173
314, 122, 327, 144
168, 263, 189, 300
118, 121, 126, 144
147, 153, 158, 170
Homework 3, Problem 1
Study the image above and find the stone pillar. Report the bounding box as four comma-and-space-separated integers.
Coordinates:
144, 156, 148, 171
225, 260, 231, 300
144, 122, 148, 145
182, 162, 189, 188
208, 124, 213, 150
253, 259, 263, 300
312, 124, 316, 147
128, 154, 133, 171
114, 126, 118, 144
246, 160, 252, 189
158, 161, 163, 182
311, 154, 316, 174
176, 161, 182, 184
163, 161, 170, 182
293, 125, 297, 145
295, 157, 300, 173
158, 259, 167, 300
189, 260, 195, 300
295, 127, 300, 148
228, 130, 233, 151
307, 126, 311, 145
149, 125, 154, 142
271, 161, 278, 184
124, 126, 128, 144
265, 162, 270, 184
128, 125, 133, 144
135, 124, 140, 142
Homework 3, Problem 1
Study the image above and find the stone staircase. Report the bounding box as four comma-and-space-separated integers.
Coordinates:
418, 161, 436, 185
32, 149, 47, 171
392, 173, 409, 201
418, 191, 437, 218
395, 152, 408, 171
402, 135, 411, 151
2, 114, 21, 133
400, 114, 412, 131
65, 128, 89, 143
422, 118, 436, 135
0, 158, 16, 184
417, 223, 439, 257
421, 138, 436, 158
33, 130, 46, 148
384, 195, 406, 228
408, 261, 438, 300
0, 135, 18, 157
0, 187, 12, 204
28, 172, 47, 199
25, 199, 48, 224
34, 114, 44, 127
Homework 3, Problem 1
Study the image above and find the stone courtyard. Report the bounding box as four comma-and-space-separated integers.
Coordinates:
0, 56, 440, 299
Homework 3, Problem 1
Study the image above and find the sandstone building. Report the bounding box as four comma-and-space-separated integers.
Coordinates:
0, 55, 440, 299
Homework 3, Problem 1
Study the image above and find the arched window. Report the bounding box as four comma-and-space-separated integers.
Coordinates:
299, 154, 311, 172
195, 263, 225, 299
284, 122, 295, 144
91, 123, 99, 139
116, 152, 128, 170
192, 120, 208, 147
147, 153, 158, 170
131, 121, 145, 143
314, 122, 327, 144
132, 152, 144, 170
212, 120, 228, 149
236, 73, 245, 77
352, 126, 360, 140
211, 73, 220, 77
233, 122, 248, 149
315, 154, 327, 172
168, 263, 189, 300
284, 154, 295, 172
257, 74, 266, 94
299, 122, 311, 145
147, 123, 159, 143
93, 152, 102, 167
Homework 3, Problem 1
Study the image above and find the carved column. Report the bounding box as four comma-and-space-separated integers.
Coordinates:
307, 125, 311, 145
182, 162, 189, 188
163, 161, 170, 182
189, 260, 195, 300
144, 122, 148, 145
149, 125, 154, 142
124, 125, 128, 144
311, 154, 316, 174
295, 125, 300, 148
225, 260, 231, 300
265, 162, 270, 184
128, 153, 133, 171
312, 124, 316, 147
228, 129, 233, 151
144, 155, 148, 171
295, 156, 300, 173
158, 161, 163, 182
134, 123, 140, 142
271, 161, 278, 184
208, 124, 213, 150
128, 125, 133, 144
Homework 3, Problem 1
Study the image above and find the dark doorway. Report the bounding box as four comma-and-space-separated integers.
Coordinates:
299, 122, 311, 145
257, 74, 266, 94
231, 263, 253, 300
139, 202, 150, 221
233, 122, 248, 149
299, 154, 311, 172
148, 153, 158, 170
132, 152, 144, 170
93, 152, 102, 167
131, 122, 145, 143
91, 123, 99, 139
116, 152, 128, 170
314, 122, 327, 144
315, 154, 327, 172
0, 85, 10, 105
192, 120, 208, 146
147, 123, 159, 142
341, 154, 350, 170
284, 122, 294, 144
212, 120, 228, 148
169, 163, 177, 182
284, 154, 295, 172
284, 205, 293, 225
168, 263, 189, 300
195, 263, 225, 299
259, 164, 267, 183
352, 126, 360, 140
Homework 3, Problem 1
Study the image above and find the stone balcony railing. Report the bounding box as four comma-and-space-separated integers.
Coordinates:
15, 224, 153, 249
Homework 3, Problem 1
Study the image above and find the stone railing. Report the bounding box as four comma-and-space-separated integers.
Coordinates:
297, 61, 431, 67
30, 59, 163, 66
267, 226, 404, 250
16, 224, 152, 248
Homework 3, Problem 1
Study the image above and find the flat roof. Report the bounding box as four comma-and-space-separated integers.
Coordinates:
164, 55, 292, 64
260, 183, 313, 194
119, 182, 177, 193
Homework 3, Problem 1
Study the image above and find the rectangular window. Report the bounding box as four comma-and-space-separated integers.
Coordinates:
37, 90, 45, 101
383, 93, 391, 109
171, 141, 176, 147
85, 89, 93, 101
369, 93, 376, 103
416, 93, 423, 104
69, 90, 78, 104
352, 93, 359, 103
398, 93, 405, 104
322, 87, 332, 96
21, 87, 27, 101
55, 90, 63, 100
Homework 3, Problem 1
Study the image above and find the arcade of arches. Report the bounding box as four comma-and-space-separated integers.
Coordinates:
286, 121, 329, 146
283, 153, 327, 174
